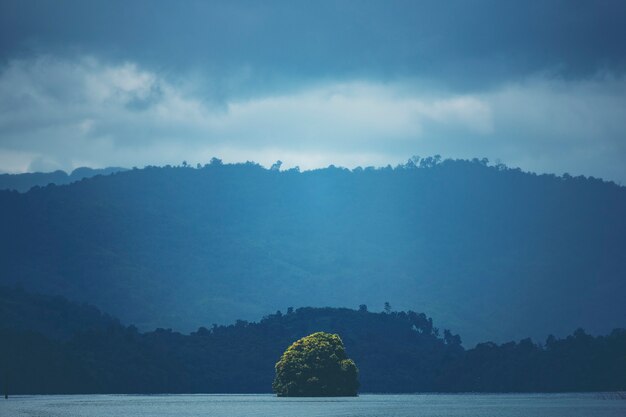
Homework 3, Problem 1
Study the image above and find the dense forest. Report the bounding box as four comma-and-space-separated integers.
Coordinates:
1, 158, 625, 345
1, 286, 624, 394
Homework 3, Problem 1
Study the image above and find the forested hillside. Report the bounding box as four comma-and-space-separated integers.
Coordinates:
2, 287, 624, 394
1, 158, 625, 345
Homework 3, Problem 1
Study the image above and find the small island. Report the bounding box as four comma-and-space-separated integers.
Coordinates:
272, 332, 359, 397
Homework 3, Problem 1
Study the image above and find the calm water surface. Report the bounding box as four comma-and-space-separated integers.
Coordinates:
1, 393, 625, 417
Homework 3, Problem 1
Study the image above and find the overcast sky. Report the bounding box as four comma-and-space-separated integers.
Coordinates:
1, 0, 626, 182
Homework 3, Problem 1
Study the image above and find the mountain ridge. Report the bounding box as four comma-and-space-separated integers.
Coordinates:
1, 158, 624, 345
0, 166, 127, 192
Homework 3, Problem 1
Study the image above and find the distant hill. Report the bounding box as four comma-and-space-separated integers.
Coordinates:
2, 286, 624, 394
0, 158, 625, 345
0, 166, 127, 192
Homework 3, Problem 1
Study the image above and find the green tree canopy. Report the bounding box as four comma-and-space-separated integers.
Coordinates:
272, 332, 359, 397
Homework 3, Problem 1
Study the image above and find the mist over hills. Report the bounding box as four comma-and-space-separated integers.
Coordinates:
1, 158, 625, 346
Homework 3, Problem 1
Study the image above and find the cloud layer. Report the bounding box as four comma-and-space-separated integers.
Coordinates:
1, 2, 626, 182
3, 1, 626, 89
1, 56, 626, 183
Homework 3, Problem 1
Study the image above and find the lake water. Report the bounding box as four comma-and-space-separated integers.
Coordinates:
1, 393, 625, 417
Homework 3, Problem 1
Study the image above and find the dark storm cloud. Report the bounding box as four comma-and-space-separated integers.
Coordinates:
2, 0, 626, 92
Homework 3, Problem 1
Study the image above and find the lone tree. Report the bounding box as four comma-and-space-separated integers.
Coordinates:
272, 332, 359, 397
